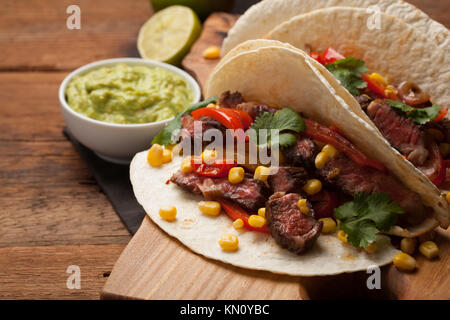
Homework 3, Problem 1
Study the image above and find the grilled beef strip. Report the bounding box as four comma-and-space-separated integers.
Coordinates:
268, 166, 308, 193
180, 114, 227, 146
366, 99, 429, 166
284, 136, 317, 170
317, 153, 427, 226
235, 102, 277, 119
170, 171, 269, 212
266, 192, 322, 255
218, 91, 245, 109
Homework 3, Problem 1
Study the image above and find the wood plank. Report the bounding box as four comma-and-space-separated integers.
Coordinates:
0, 0, 152, 71
102, 216, 308, 300
0, 244, 125, 299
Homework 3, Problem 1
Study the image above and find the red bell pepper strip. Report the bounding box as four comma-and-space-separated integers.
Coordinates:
191, 156, 236, 178
418, 142, 445, 187
310, 51, 323, 64
321, 47, 345, 64
219, 200, 269, 233
228, 109, 254, 129
434, 107, 448, 123
361, 74, 398, 100
192, 107, 244, 130
301, 118, 387, 172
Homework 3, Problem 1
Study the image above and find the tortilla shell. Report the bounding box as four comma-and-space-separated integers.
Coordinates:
130, 152, 399, 276
265, 6, 449, 114
222, 0, 449, 55
206, 43, 449, 232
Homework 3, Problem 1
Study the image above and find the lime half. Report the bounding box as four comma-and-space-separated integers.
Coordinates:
138, 5, 202, 65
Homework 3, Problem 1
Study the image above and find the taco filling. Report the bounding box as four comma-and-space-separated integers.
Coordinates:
152, 91, 436, 255
308, 47, 449, 188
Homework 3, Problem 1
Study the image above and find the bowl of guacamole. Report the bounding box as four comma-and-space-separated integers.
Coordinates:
59, 58, 201, 164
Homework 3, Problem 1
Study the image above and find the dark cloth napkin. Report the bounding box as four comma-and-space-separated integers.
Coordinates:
63, 128, 146, 234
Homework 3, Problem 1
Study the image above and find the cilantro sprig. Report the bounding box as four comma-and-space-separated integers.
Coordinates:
249, 108, 305, 148
152, 96, 218, 145
334, 193, 404, 248
325, 57, 367, 95
387, 100, 440, 125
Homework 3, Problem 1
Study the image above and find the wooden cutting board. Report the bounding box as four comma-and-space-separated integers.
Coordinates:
101, 13, 450, 300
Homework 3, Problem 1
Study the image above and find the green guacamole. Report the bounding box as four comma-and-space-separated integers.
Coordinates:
65, 63, 193, 124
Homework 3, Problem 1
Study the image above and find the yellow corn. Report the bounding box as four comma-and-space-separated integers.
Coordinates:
337, 230, 348, 243
254, 166, 271, 182
327, 168, 341, 179
393, 252, 416, 272
319, 218, 336, 234
228, 167, 245, 184
198, 201, 221, 216
426, 128, 444, 142
322, 144, 339, 159
368, 72, 388, 86
400, 237, 417, 255
233, 218, 244, 230
439, 143, 450, 158
297, 199, 309, 215
161, 148, 172, 164
181, 156, 193, 173
258, 207, 266, 218
248, 214, 266, 228
446, 192, 450, 204
206, 103, 217, 108
147, 143, 164, 167
365, 242, 377, 254
202, 149, 217, 163
315, 151, 330, 169
218, 234, 239, 251
159, 206, 177, 222
303, 179, 322, 195
203, 46, 221, 59
418, 241, 439, 259
384, 85, 397, 98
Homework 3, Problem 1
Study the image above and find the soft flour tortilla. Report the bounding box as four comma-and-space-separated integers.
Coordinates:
206, 43, 449, 233
222, 0, 449, 55
131, 152, 399, 276
265, 6, 450, 114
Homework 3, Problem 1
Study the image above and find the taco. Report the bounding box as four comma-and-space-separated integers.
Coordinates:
130, 44, 448, 276
264, 7, 450, 192
222, 0, 449, 55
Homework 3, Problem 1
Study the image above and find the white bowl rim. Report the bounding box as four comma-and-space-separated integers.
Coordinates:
58, 57, 201, 128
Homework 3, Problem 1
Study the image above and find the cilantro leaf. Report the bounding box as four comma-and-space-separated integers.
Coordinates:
334, 193, 404, 248
325, 57, 367, 95
387, 100, 440, 125
152, 96, 218, 145
250, 108, 305, 147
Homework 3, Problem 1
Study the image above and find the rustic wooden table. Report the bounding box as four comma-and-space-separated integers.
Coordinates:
0, 0, 448, 299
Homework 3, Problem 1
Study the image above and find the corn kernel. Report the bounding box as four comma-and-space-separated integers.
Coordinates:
147, 144, 164, 167
258, 207, 266, 218
303, 179, 322, 195
161, 148, 172, 164
418, 241, 439, 259
248, 214, 266, 228
203, 46, 221, 59
297, 199, 309, 215
202, 149, 217, 164
365, 242, 377, 254
447, 192, 450, 205
181, 156, 193, 173
159, 206, 177, 222
400, 237, 417, 255
368, 72, 388, 86
319, 218, 336, 234
439, 143, 450, 158
337, 230, 348, 243
393, 252, 416, 272
322, 144, 339, 159
426, 128, 444, 142
384, 85, 397, 98
254, 166, 271, 182
218, 234, 239, 251
228, 167, 245, 184
206, 103, 217, 108
233, 218, 244, 230
327, 168, 340, 179
315, 151, 330, 169
198, 201, 221, 216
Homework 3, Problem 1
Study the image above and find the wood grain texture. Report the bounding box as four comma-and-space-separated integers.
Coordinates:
102, 216, 307, 300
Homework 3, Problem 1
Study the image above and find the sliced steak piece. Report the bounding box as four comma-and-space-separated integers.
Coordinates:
284, 136, 317, 170
180, 114, 226, 144
218, 91, 245, 109
235, 102, 277, 119
170, 171, 269, 212
266, 192, 322, 255
268, 167, 308, 193
318, 154, 427, 226
366, 99, 428, 165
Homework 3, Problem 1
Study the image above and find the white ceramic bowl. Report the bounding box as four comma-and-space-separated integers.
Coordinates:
59, 58, 201, 164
